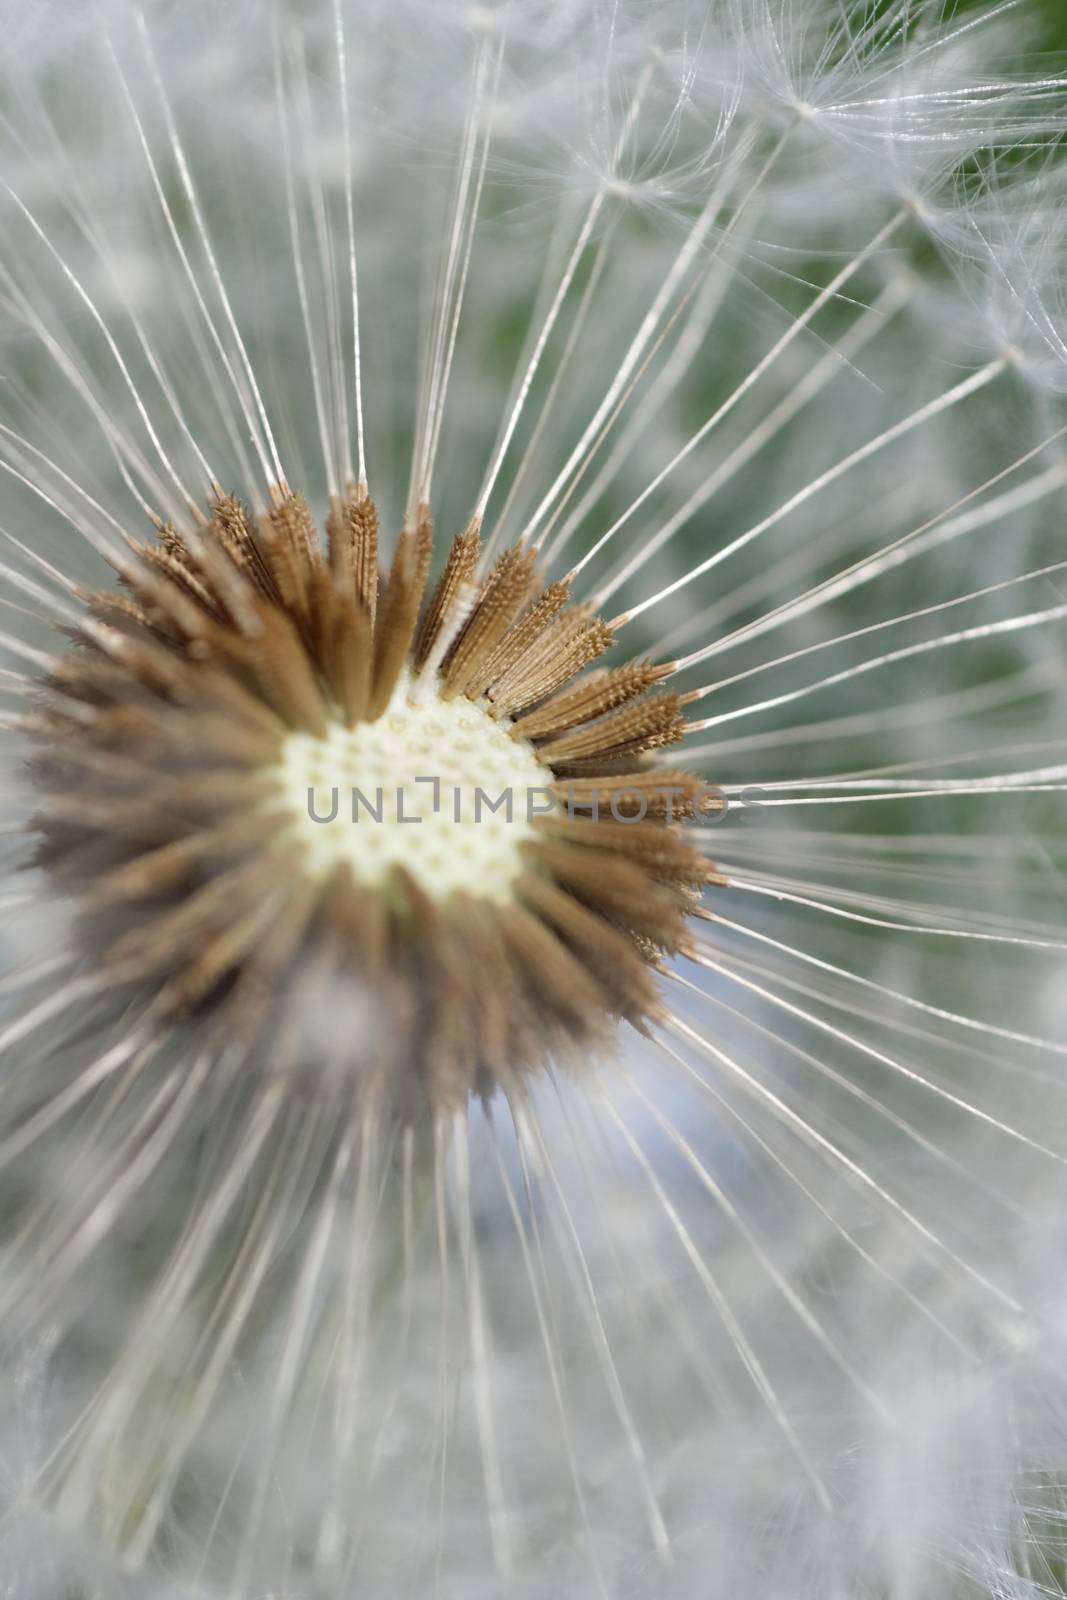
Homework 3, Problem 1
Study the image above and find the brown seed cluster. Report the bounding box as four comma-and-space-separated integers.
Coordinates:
28, 484, 713, 1114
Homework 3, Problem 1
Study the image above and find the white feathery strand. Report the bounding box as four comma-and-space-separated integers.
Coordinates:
424, 43, 501, 513
293, 27, 349, 497
329, 1126, 415, 1536
530, 231, 732, 563
588, 273, 912, 603
452, 1111, 518, 1578
430, 1113, 456, 1590
725, 775, 1067, 805
838, 0, 1033, 90
4, 1057, 212, 1324
0, 956, 84, 1001
78, 1092, 281, 1439
543, 213, 752, 566
119, 1103, 292, 1567
105, 36, 267, 489
77, 251, 219, 497
662, 1011, 1023, 1314
0, 1035, 150, 1178
689, 446, 1067, 663
722, 760, 1067, 793
0, 558, 79, 623
133, 8, 287, 490
675, 658, 1057, 761
609, 45, 658, 156
54, 1087, 282, 1538
0, 524, 88, 597
338, 1123, 410, 1542
682, 555, 1067, 703
708, 836, 1060, 878
1, 701, 100, 735
484, 218, 620, 559
178, 298, 261, 491
843, 49, 1067, 109
686, 595, 1067, 730
668, 963, 1035, 1227
0, 679, 41, 709
0, 178, 203, 518
480, 215, 616, 550
722, 873, 1067, 951
755, 976, 1063, 1140
650, 476, 920, 657
316, 1116, 381, 1580
691, 928, 1056, 1084
711, 831, 1066, 870
410, 155, 473, 532
0, 105, 219, 493
518, 122, 774, 548
412, 35, 499, 520
613, 1073, 891, 1415
514, 1101, 672, 1563
533, 173, 759, 565
333, 0, 365, 486
649, 1033, 973, 1356
232, 1127, 351, 1595
621, 353, 1007, 631
600, 1093, 836, 1508
490, 1122, 607, 1600
274, 21, 340, 502
0, 667, 40, 695
699, 910, 1067, 1059
0, 266, 180, 525
474, 54, 658, 525
747, 731, 1067, 787
0, 596, 54, 638
429, 1112, 451, 1588
691, 939, 1067, 1161
400, 1124, 416, 1345
574, 205, 910, 597
0, 628, 60, 672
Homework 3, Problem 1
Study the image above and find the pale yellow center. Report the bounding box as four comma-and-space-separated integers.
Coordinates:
267, 670, 553, 902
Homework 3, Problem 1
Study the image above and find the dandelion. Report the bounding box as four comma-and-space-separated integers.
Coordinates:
0, 1, 1066, 1596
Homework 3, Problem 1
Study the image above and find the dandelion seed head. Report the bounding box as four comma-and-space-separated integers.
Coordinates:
1, 0, 1066, 1594
26, 487, 708, 1111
